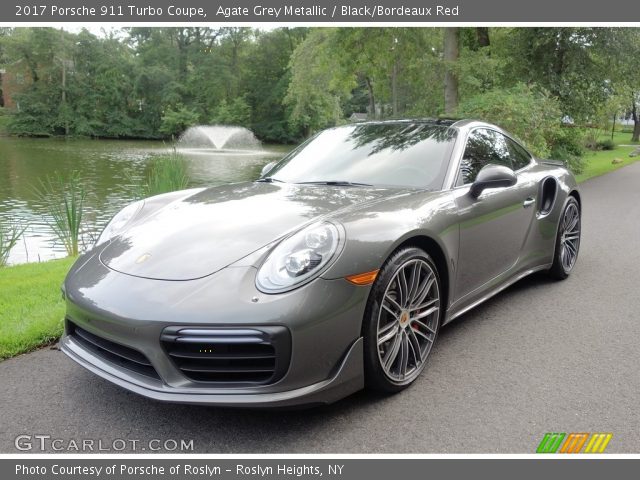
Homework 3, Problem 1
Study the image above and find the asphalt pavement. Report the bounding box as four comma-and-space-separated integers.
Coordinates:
1, 162, 639, 453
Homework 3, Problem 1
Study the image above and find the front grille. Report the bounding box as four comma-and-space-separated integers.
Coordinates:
161, 326, 290, 385
67, 320, 160, 380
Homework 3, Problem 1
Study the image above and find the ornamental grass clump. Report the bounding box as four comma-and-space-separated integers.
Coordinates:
34, 172, 86, 257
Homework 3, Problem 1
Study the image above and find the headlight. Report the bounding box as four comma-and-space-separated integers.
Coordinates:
95, 200, 144, 246
256, 221, 344, 293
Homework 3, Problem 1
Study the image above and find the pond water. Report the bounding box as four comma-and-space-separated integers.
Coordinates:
0, 137, 288, 265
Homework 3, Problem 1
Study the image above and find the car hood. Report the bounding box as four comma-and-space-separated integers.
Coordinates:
100, 182, 401, 280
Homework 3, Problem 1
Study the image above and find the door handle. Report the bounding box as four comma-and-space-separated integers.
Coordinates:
523, 197, 535, 208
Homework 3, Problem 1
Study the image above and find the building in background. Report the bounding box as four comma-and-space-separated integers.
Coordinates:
0, 60, 30, 110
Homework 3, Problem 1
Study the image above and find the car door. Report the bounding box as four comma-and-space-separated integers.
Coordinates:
452, 128, 538, 302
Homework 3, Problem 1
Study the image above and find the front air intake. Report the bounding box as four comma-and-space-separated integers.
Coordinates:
160, 326, 290, 386
67, 320, 160, 380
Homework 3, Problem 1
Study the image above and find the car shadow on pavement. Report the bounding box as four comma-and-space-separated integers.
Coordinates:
437, 271, 557, 337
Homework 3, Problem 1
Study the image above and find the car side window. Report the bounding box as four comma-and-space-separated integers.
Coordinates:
504, 136, 532, 170
458, 129, 512, 185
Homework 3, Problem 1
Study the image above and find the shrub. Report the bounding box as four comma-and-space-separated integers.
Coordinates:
596, 139, 616, 151
211, 96, 252, 127
159, 105, 200, 138
584, 128, 601, 151
457, 83, 585, 173
546, 125, 585, 174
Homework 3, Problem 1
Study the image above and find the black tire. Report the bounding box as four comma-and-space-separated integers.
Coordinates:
548, 196, 581, 280
362, 247, 443, 393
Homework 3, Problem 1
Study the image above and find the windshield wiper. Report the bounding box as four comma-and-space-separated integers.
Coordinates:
295, 180, 373, 187
256, 177, 285, 183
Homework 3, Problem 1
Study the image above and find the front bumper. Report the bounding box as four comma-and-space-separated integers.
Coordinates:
60, 335, 363, 407
60, 251, 369, 406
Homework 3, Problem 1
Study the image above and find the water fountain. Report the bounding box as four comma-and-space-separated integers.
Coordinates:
173, 125, 282, 185
177, 125, 261, 151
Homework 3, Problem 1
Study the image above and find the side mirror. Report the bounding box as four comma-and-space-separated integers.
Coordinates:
260, 161, 277, 178
469, 164, 517, 198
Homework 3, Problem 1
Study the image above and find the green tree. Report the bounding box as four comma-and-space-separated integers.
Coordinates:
284, 29, 352, 136
1, 26, 637, 146
243, 28, 307, 142
1, 28, 69, 135
285, 28, 445, 132
606, 29, 640, 142
458, 83, 585, 172
443, 27, 460, 114
215, 96, 251, 126
504, 28, 614, 122
333, 28, 440, 119
160, 104, 199, 137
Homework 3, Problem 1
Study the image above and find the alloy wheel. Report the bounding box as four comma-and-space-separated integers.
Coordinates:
376, 258, 440, 383
560, 202, 580, 273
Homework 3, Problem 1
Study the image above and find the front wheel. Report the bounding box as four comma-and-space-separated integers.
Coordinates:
362, 247, 442, 393
548, 197, 581, 280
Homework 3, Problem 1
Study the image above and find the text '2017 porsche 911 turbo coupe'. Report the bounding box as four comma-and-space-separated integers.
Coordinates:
61, 119, 581, 407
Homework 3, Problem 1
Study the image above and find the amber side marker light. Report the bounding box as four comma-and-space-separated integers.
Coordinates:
345, 269, 379, 285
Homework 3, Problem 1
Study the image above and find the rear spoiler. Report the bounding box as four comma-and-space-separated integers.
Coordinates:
539, 159, 565, 167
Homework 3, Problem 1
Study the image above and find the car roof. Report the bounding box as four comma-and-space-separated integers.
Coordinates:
345, 118, 502, 131
343, 118, 526, 151
348, 118, 461, 127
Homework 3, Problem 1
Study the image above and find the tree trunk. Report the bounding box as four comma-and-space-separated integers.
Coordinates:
632, 96, 640, 143
284, 28, 295, 54
476, 27, 490, 48
365, 76, 376, 119
391, 61, 398, 117
61, 59, 68, 136
176, 29, 190, 83
551, 29, 570, 98
60, 28, 69, 136
611, 113, 616, 141
443, 27, 460, 115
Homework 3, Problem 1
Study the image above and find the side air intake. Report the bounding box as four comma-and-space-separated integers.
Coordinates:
538, 176, 558, 217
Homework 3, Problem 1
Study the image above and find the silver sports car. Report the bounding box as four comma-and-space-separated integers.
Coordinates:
61, 119, 581, 407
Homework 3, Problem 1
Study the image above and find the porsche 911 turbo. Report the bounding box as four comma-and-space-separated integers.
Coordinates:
61, 119, 581, 406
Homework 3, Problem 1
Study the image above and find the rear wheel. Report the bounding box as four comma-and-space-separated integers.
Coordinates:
363, 247, 442, 393
548, 197, 581, 280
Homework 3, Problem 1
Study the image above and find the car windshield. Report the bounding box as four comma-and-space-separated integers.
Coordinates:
264, 123, 458, 189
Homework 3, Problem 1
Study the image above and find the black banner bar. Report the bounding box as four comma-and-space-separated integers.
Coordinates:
3, 458, 640, 480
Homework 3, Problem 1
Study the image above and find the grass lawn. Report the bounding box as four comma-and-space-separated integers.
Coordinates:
577, 145, 639, 183
0, 257, 76, 360
595, 130, 638, 146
